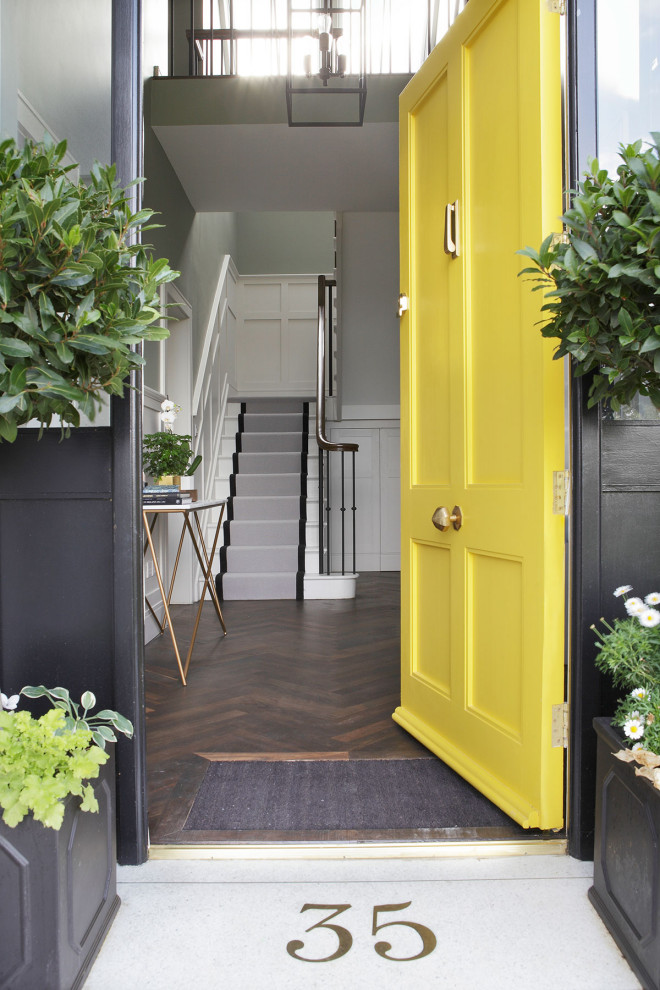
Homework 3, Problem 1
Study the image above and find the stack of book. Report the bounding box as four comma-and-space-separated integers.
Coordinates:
142, 485, 195, 507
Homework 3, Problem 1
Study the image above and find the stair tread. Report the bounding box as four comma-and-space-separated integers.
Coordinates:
222, 569, 298, 581
226, 545, 300, 552
233, 495, 299, 501
222, 399, 307, 600
242, 431, 303, 438
229, 518, 298, 525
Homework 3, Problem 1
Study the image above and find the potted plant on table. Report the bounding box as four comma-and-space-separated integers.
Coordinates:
589, 586, 660, 990
0, 684, 133, 990
143, 399, 202, 490
142, 430, 201, 484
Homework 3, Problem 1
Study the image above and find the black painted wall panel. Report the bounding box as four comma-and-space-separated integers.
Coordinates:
0, 430, 114, 705
600, 490, 660, 609
602, 423, 660, 491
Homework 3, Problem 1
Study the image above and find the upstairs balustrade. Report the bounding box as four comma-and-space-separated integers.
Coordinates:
170, 0, 469, 79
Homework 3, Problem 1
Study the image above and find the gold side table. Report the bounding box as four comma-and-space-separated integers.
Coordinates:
142, 498, 227, 685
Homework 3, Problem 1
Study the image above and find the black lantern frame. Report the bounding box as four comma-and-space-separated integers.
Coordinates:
286, 0, 367, 126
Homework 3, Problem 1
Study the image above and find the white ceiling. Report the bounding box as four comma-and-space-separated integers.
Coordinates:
153, 120, 400, 212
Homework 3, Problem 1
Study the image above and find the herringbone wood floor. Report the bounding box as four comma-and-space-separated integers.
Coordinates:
145, 573, 530, 844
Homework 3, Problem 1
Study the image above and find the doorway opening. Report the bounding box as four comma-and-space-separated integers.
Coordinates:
145, 573, 558, 845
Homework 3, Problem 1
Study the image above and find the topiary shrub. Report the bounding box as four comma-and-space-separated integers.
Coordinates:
0, 137, 178, 441
519, 133, 660, 411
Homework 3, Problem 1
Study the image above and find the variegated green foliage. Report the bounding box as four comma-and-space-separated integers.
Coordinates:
0, 137, 178, 441
519, 134, 660, 410
0, 708, 107, 829
20, 685, 134, 750
0, 685, 133, 829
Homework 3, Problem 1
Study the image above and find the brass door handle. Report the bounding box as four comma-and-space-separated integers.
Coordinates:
432, 505, 462, 531
443, 199, 460, 258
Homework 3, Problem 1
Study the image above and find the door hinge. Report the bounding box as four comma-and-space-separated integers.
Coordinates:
552, 470, 570, 516
552, 703, 569, 748
546, 0, 566, 13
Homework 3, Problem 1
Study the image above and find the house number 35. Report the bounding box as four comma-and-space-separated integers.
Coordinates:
286, 902, 437, 963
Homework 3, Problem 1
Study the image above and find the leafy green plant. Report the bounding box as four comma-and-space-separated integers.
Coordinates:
592, 586, 660, 758
0, 685, 133, 829
0, 136, 178, 441
142, 431, 202, 478
21, 684, 134, 749
518, 133, 660, 411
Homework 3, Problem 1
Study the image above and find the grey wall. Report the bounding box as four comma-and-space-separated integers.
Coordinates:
11, 0, 112, 172
143, 0, 169, 82
179, 212, 238, 374
144, 90, 196, 275
340, 212, 400, 410
0, 2, 17, 139
236, 212, 335, 274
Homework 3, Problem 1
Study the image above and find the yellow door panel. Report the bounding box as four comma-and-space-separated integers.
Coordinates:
409, 64, 452, 488
396, 0, 565, 831
411, 540, 452, 696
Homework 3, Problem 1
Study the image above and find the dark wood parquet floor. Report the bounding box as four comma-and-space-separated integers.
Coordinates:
145, 572, 532, 845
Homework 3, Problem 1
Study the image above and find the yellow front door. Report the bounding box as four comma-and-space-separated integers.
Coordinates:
395, 0, 566, 829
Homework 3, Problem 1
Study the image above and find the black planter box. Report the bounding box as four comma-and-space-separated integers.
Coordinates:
0, 748, 120, 990
589, 717, 660, 990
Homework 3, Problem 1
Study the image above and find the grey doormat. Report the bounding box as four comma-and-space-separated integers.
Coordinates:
183, 759, 522, 831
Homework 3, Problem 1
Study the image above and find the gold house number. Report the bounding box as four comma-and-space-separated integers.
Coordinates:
286, 902, 437, 963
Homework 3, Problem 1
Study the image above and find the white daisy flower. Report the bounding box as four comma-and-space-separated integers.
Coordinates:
645, 592, 660, 606
623, 717, 645, 740
631, 687, 648, 701
625, 597, 645, 615
639, 609, 660, 628
614, 585, 633, 597
0, 691, 19, 710
632, 743, 644, 752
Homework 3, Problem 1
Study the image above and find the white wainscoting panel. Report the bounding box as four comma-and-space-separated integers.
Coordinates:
380, 427, 401, 569
327, 423, 400, 572
288, 318, 317, 386
238, 319, 282, 385
237, 276, 317, 396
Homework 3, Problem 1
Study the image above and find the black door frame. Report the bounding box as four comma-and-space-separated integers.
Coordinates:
566, 0, 600, 862
566, 0, 660, 860
112, 0, 627, 864
111, 0, 149, 865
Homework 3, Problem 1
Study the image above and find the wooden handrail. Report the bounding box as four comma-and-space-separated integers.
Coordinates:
316, 275, 358, 453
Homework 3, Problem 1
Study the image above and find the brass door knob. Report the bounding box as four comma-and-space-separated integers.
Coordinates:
432, 505, 462, 532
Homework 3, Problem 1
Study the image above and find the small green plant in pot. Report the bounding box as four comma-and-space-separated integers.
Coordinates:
142, 431, 202, 482
143, 397, 202, 483
0, 136, 178, 441
518, 133, 660, 412
0, 684, 133, 829
592, 585, 660, 787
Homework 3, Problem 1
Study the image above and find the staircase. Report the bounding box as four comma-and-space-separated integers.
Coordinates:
216, 399, 310, 600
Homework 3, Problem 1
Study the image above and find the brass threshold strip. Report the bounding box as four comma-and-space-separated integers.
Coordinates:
149, 838, 567, 861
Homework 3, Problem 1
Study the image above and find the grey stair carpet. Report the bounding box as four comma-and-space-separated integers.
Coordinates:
216, 398, 308, 601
